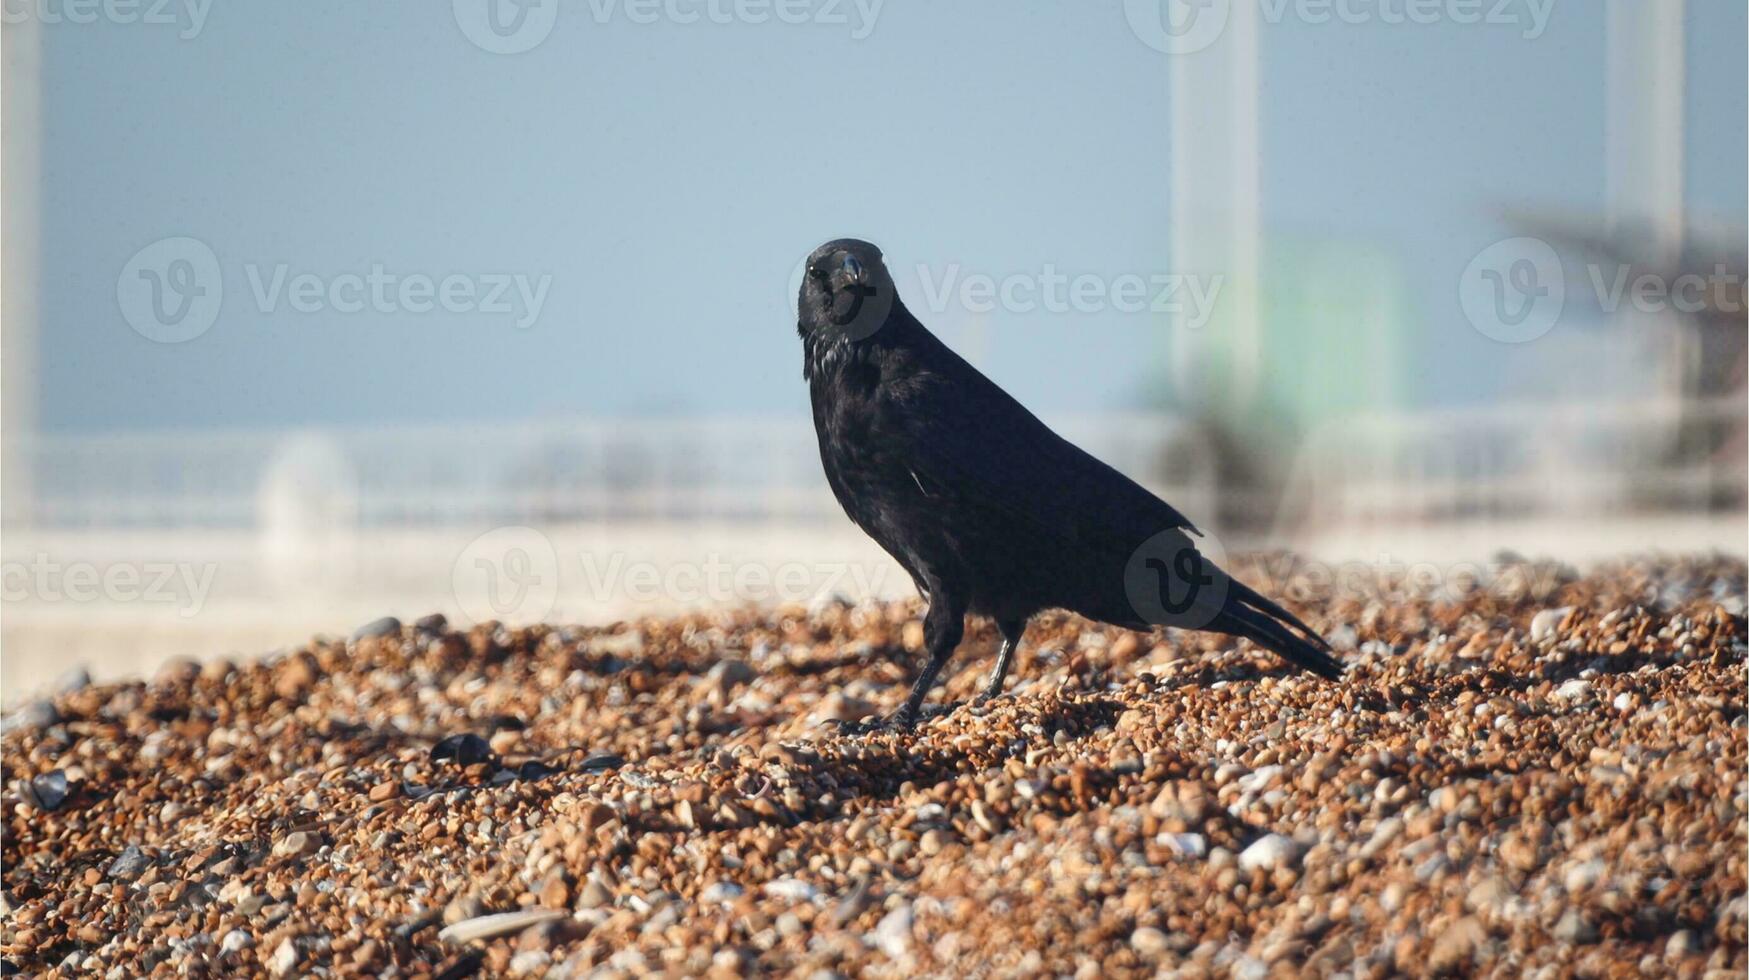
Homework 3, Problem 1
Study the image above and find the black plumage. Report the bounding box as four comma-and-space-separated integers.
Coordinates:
797, 238, 1343, 726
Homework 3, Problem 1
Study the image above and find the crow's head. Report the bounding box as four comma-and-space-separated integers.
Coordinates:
797, 238, 897, 343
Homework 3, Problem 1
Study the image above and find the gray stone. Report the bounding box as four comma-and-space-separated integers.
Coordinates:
107, 845, 149, 880
352, 616, 402, 641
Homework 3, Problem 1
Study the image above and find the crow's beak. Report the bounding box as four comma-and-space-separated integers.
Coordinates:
840, 254, 867, 287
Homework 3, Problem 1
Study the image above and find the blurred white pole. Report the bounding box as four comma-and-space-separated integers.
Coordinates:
1170, 0, 1260, 411
1605, 0, 1686, 407
1605, 0, 1684, 269
2, 18, 42, 529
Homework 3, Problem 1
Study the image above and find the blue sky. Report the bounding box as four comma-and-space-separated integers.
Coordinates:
27, 0, 1746, 433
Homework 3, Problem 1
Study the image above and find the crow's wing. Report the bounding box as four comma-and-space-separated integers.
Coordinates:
881, 353, 1200, 555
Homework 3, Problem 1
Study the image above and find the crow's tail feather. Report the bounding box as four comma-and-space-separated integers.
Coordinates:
1213, 596, 1345, 681
1227, 578, 1331, 652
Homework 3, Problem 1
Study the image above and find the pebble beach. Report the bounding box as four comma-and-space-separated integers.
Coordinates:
3, 554, 1745, 977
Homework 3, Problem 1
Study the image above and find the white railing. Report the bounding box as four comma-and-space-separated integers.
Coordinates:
1280, 396, 1745, 530
16, 399, 1741, 537
19, 414, 1220, 531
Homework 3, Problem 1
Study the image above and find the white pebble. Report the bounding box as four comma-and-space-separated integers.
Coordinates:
872, 903, 914, 960
763, 878, 820, 903
1564, 859, 1606, 894
1530, 607, 1572, 641
437, 910, 565, 944
1131, 926, 1170, 955
1553, 679, 1591, 702
1161, 832, 1206, 858
1238, 834, 1302, 872
267, 938, 299, 977
700, 881, 745, 904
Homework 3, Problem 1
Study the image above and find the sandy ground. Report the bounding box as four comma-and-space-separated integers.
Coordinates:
3, 515, 1740, 698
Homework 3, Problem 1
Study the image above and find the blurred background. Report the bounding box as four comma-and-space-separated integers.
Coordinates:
2, 0, 1743, 694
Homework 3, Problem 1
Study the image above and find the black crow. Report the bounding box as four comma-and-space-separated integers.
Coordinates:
797, 238, 1344, 727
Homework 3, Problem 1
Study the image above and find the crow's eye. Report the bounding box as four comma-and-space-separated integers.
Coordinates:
807, 265, 826, 281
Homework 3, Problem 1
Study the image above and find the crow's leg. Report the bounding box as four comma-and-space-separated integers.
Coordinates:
894, 598, 965, 728
978, 617, 1028, 704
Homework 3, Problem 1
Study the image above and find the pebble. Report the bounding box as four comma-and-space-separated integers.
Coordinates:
578, 751, 625, 772
1530, 607, 1573, 641
266, 937, 299, 977
1554, 909, 1599, 944
352, 616, 402, 641
154, 657, 200, 687
106, 846, 148, 880
437, 910, 566, 945
576, 880, 612, 909
1563, 859, 1605, 894
538, 872, 571, 909
1162, 832, 1206, 858
1362, 817, 1404, 858
1429, 916, 1484, 972
444, 895, 485, 925
2, 699, 58, 734
53, 666, 92, 696
414, 612, 449, 632
700, 881, 744, 904
1238, 834, 1301, 872
1553, 679, 1592, 702
274, 831, 321, 859
25, 770, 69, 812
764, 879, 820, 903
872, 903, 914, 960
1131, 927, 1171, 956
707, 658, 757, 696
